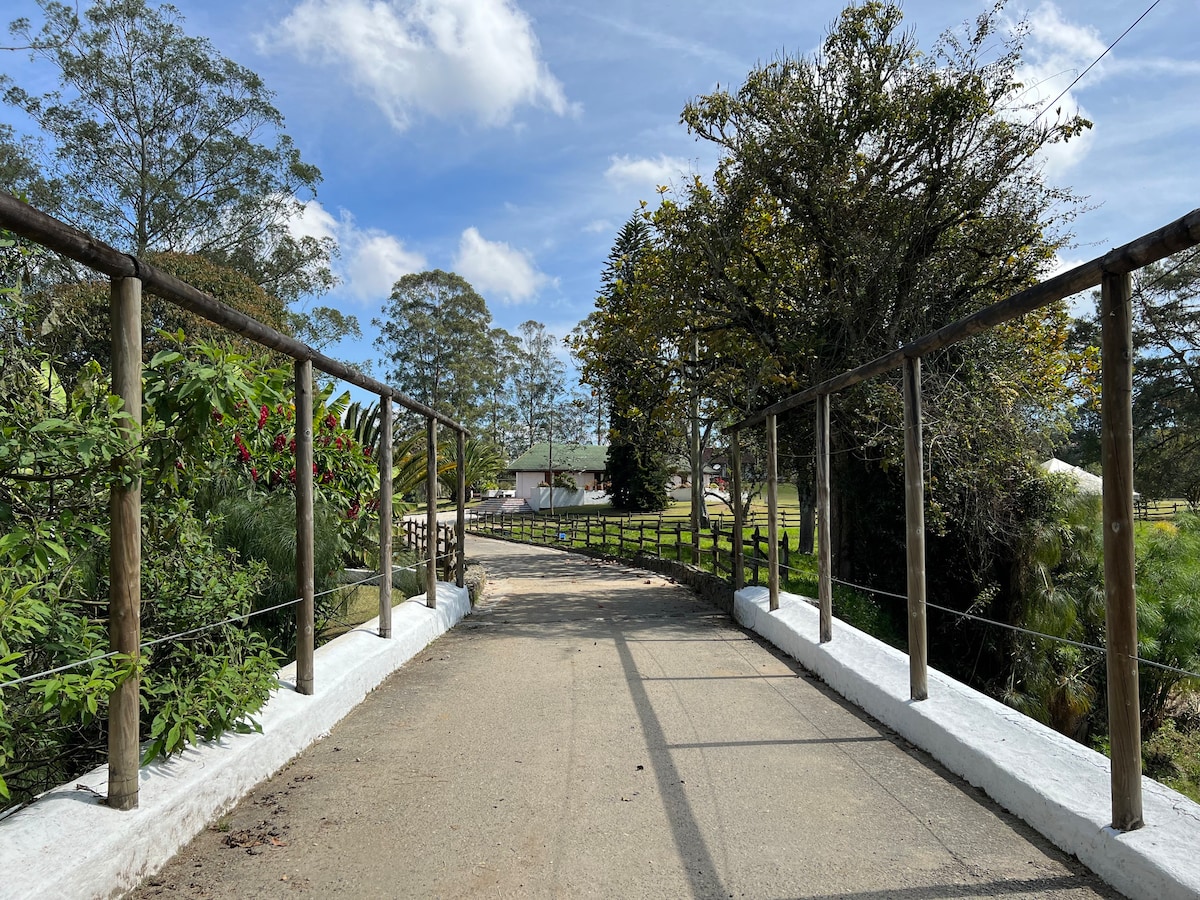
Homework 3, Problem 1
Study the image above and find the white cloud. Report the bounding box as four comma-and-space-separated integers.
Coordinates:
1011, 3, 1103, 176
604, 153, 690, 191
1025, 3, 1106, 68
296, 200, 426, 301
453, 226, 551, 303
349, 232, 427, 300
291, 199, 340, 244
583, 219, 615, 234
271, 0, 573, 130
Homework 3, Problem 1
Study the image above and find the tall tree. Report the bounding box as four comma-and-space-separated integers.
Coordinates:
663, 1, 1088, 585
1067, 253, 1200, 502
512, 319, 564, 454
572, 215, 681, 511
1128, 253, 1200, 502
373, 269, 493, 426
3, 0, 332, 304
477, 327, 523, 457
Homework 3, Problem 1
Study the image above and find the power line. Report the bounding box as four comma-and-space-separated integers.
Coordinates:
1034, 0, 1163, 123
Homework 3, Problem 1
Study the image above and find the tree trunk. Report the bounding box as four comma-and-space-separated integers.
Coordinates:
798, 476, 815, 555
831, 449, 855, 582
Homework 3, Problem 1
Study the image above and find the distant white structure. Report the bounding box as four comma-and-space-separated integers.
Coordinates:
1040, 458, 1104, 495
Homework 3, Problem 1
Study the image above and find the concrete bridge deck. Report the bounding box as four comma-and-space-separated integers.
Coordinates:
129, 537, 1118, 899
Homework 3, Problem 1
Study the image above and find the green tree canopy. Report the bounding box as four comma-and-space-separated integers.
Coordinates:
513, 319, 565, 455
1068, 252, 1200, 502
4, 0, 332, 305
572, 215, 678, 511
579, 2, 1095, 676
373, 269, 493, 428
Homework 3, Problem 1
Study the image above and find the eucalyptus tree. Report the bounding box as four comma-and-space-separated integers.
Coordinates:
477, 327, 523, 456
1069, 253, 1200, 503
3, 0, 332, 305
373, 269, 493, 428
512, 319, 565, 455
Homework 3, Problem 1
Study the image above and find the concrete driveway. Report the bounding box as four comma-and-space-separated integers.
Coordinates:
128, 537, 1120, 899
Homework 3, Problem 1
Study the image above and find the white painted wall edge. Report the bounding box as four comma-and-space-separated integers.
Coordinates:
0, 582, 470, 900
734, 586, 1200, 900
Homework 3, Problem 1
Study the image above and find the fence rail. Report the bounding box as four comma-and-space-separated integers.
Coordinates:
466, 510, 804, 585
1133, 498, 1196, 521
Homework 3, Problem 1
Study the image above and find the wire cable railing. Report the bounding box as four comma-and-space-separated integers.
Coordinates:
829, 577, 1200, 682
0, 545, 456, 692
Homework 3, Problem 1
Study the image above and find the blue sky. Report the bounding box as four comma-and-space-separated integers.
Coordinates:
5, 0, 1199, 388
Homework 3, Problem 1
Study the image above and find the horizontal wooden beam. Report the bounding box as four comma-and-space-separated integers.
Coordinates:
0, 192, 468, 433
726, 207, 1200, 433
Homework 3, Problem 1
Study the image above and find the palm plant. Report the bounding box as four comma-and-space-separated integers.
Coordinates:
439, 436, 504, 500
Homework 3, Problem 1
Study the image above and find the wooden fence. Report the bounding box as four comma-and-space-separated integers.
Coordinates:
467, 510, 801, 585
401, 520, 459, 582
1133, 498, 1196, 521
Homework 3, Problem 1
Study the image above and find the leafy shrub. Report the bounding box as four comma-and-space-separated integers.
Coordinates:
1, 285, 382, 807
1142, 718, 1200, 804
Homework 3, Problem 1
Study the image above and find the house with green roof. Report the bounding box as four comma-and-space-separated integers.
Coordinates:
507, 442, 609, 500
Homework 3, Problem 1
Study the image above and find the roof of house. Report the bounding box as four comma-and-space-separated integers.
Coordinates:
1040, 458, 1103, 495
508, 442, 609, 473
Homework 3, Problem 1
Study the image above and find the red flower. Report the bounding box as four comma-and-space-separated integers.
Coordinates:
335, 436, 343, 450
364, 446, 372, 458
251, 467, 259, 481
289, 438, 296, 453
324, 413, 338, 430
312, 462, 318, 474
321, 470, 334, 483
175, 459, 185, 471
288, 468, 296, 483
257, 405, 269, 430
211, 408, 223, 423
234, 433, 251, 462
273, 433, 287, 451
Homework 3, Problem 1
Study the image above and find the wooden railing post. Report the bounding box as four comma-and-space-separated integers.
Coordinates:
903, 356, 928, 701
108, 274, 142, 810
456, 429, 466, 589
378, 397, 393, 638
425, 417, 438, 607
295, 359, 315, 695
731, 429, 745, 590
767, 413, 780, 611
816, 393, 832, 643
1101, 269, 1144, 831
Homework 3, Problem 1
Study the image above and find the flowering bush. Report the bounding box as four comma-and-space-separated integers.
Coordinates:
144, 338, 378, 527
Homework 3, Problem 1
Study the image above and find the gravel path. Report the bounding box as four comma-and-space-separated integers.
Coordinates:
127, 536, 1121, 899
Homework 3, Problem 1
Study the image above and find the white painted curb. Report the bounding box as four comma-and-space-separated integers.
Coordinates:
734, 586, 1200, 900
0, 582, 470, 900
